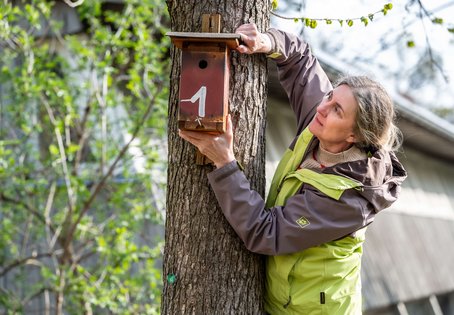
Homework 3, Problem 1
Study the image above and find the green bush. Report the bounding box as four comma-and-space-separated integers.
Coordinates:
0, 1, 169, 314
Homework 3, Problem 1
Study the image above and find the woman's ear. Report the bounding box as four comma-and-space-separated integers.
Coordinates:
346, 132, 357, 144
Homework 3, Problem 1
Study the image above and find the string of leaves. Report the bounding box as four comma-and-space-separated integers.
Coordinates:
270, 3, 394, 28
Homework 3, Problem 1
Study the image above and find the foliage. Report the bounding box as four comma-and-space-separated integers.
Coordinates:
0, 0, 169, 314
271, 2, 394, 28
272, 0, 454, 35
271, 0, 454, 121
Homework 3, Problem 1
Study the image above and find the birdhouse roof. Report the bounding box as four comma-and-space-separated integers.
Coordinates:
167, 32, 241, 50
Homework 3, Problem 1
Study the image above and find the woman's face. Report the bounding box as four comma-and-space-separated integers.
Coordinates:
308, 84, 358, 153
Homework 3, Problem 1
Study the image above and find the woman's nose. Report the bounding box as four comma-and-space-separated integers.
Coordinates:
317, 102, 329, 116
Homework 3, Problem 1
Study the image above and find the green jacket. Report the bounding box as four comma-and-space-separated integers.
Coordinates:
264, 127, 365, 315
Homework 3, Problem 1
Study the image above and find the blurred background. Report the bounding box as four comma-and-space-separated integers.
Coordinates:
1, 1, 453, 314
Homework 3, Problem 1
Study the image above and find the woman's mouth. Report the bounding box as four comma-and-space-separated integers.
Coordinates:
315, 115, 323, 127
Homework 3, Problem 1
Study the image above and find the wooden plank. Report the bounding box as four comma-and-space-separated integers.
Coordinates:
167, 32, 241, 50
202, 13, 221, 33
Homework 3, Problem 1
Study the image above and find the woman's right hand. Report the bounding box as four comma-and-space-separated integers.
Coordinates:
235, 23, 272, 54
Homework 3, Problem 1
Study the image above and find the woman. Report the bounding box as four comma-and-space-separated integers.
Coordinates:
179, 24, 407, 315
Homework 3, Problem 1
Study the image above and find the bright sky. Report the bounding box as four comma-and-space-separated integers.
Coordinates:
271, 0, 454, 118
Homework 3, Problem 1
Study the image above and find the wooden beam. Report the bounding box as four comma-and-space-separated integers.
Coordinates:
202, 14, 221, 33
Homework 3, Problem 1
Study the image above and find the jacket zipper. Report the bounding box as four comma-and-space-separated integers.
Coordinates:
283, 253, 306, 310
283, 296, 291, 309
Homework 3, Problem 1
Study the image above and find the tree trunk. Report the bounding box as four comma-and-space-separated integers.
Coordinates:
162, 1, 270, 314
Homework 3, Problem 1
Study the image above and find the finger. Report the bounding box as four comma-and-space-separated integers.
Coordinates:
180, 129, 202, 139
236, 26, 255, 38
180, 129, 218, 144
226, 114, 233, 135
236, 45, 251, 54
237, 33, 252, 50
179, 129, 201, 144
178, 129, 194, 143
235, 23, 253, 32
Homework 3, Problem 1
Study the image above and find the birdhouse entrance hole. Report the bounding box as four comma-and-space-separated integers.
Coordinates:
199, 60, 208, 69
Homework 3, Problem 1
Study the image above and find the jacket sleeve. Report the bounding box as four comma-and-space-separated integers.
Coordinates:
266, 29, 333, 132
207, 161, 370, 256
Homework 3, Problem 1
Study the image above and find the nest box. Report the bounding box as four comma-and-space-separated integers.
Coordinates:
167, 29, 240, 132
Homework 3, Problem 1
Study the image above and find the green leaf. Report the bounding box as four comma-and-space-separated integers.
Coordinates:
21, 123, 32, 134
310, 20, 317, 29
271, 0, 278, 10
361, 16, 369, 26
67, 144, 80, 154
347, 19, 353, 27
325, 19, 332, 25
448, 27, 454, 33
432, 17, 443, 24
338, 20, 344, 26
368, 14, 374, 21
49, 144, 59, 156
385, 3, 393, 10
98, 236, 107, 252
407, 40, 415, 48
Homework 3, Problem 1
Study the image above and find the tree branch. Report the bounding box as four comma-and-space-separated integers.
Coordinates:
270, 3, 391, 25
40, 95, 76, 217
72, 213, 114, 264
44, 182, 57, 245
73, 103, 92, 176
0, 192, 55, 234
63, 80, 164, 251
62, 0, 84, 8
55, 268, 66, 315
417, 0, 449, 82
20, 286, 56, 311
0, 250, 63, 278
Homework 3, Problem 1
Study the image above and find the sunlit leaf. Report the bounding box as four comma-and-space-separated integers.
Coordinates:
432, 17, 444, 24
310, 20, 317, 29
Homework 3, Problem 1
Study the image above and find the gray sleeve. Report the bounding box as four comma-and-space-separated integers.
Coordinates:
207, 161, 370, 255
266, 29, 333, 132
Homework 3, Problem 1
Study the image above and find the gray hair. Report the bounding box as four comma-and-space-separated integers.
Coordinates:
335, 76, 402, 152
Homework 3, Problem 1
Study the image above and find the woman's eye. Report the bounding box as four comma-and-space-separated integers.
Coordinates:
334, 104, 343, 115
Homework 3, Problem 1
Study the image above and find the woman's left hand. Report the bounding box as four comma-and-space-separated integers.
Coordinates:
235, 23, 272, 54
179, 114, 235, 168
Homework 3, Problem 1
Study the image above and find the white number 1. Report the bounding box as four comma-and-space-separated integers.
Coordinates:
181, 86, 206, 118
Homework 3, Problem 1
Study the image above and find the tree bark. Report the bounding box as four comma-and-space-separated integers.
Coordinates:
162, 1, 270, 314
